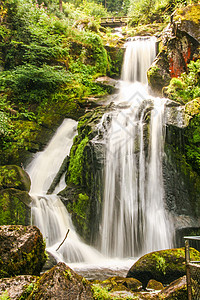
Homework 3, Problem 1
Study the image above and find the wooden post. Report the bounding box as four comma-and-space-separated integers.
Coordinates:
185, 239, 192, 300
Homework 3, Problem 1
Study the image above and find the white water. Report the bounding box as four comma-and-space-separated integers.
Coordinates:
100, 36, 173, 257
27, 119, 102, 263
26, 36, 174, 278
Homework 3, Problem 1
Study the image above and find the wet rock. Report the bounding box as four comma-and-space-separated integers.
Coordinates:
0, 165, 31, 192
126, 247, 200, 289
28, 262, 93, 299
0, 225, 47, 278
159, 275, 187, 299
42, 251, 57, 272
0, 188, 31, 225
0, 275, 38, 299
146, 279, 164, 291
60, 104, 114, 244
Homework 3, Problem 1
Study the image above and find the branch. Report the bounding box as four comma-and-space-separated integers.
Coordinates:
56, 229, 70, 251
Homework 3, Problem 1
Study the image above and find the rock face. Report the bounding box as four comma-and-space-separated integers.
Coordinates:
147, 4, 200, 93
126, 247, 200, 289
59, 104, 114, 243
28, 262, 93, 299
164, 98, 200, 241
0, 225, 47, 278
0, 165, 31, 225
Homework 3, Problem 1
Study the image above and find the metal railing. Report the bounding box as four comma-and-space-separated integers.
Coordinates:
184, 236, 200, 300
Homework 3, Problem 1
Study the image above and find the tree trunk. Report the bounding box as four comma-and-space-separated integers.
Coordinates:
59, 0, 63, 12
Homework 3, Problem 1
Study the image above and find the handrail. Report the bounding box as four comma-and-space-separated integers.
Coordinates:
184, 236, 200, 300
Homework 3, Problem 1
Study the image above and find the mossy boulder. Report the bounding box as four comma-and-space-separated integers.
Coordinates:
126, 248, 200, 289
0, 275, 39, 299
93, 276, 142, 293
146, 279, 164, 291
0, 165, 31, 192
159, 276, 187, 300
0, 225, 47, 278
28, 262, 93, 299
0, 188, 31, 225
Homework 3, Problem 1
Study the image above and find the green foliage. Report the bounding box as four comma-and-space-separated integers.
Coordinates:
0, 64, 71, 103
165, 60, 200, 104
92, 284, 112, 300
0, 291, 10, 300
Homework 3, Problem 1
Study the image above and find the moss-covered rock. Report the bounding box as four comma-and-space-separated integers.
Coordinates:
59, 104, 114, 243
0, 275, 39, 299
126, 248, 200, 289
93, 276, 142, 293
0, 165, 31, 191
27, 262, 93, 299
0, 188, 31, 225
0, 225, 47, 278
146, 279, 164, 291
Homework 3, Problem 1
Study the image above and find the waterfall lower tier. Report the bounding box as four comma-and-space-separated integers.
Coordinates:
27, 119, 103, 264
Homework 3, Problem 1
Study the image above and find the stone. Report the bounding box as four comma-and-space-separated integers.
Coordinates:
0, 275, 38, 299
0, 225, 47, 278
126, 247, 200, 289
0, 188, 31, 225
28, 262, 93, 299
159, 275, 187, 299
0, 165, 31, 192
146, 279, 164, 291
94, 276, 142, 293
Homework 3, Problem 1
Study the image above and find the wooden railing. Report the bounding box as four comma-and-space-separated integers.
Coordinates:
100, 16, 130, 27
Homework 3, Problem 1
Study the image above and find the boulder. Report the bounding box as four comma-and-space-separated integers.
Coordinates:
159, 275, 187, 299
0, 225, 47, 278
146, 279, 164, 291
0, 165, 31, 192
0, 275, 38, 299
126, 247, 200, 288
0, 188, 31, 225
93, 276, 142, 293
28, 262, 93, 299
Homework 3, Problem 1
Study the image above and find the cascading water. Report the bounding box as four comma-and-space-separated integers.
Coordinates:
26, 119, 101, 263
100, 36, 173, 258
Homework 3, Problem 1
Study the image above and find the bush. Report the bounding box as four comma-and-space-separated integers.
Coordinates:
165, 60, 200, 104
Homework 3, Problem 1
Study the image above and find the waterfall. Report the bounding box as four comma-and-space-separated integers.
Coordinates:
26, 36, 174, 273
26, 119, 102, 263
100, 37, 173, 257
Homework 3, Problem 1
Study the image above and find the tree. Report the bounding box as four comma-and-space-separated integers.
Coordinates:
59, 0, 62, 12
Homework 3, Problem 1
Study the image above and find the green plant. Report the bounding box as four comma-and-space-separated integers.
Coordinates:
165, 59, 200, 104
0, 290, 10, 300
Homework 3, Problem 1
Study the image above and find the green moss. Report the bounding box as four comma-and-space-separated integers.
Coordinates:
67, 136, 89, 186
64, 269, 72, 281
175, 4, 200, 24
0, 189, 31, 225
0, 291, 10, 300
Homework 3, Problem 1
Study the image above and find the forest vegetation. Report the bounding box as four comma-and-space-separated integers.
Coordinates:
0, 0, 199, 166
